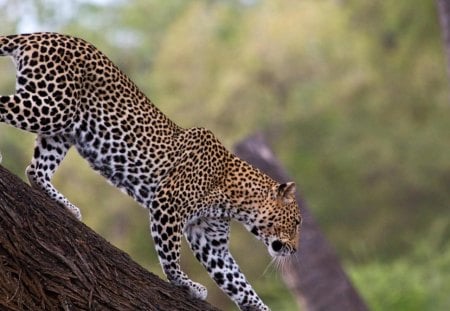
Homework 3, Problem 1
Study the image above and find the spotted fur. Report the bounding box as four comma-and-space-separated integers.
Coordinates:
0, 32, 301, 310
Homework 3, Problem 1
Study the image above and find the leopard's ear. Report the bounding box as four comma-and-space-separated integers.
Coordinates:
277, 182, 296, 203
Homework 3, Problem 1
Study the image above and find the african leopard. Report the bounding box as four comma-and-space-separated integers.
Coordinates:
0, 32, 301, 311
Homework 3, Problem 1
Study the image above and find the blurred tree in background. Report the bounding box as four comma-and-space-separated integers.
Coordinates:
1, 0, 449, 310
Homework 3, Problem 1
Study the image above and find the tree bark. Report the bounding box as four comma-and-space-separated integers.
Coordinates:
437, 0, 450, 79
0, 165, 220, 311
234, 133, 369, 311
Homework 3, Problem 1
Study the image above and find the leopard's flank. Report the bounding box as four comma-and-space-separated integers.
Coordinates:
0, 32, 301, 311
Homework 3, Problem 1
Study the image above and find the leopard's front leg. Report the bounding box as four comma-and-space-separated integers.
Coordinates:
185, 218, 270, 311
149, 210, 207, 300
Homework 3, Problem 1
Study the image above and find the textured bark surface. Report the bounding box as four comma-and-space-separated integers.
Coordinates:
234, 133, 369, 311
0, 165, 220, 311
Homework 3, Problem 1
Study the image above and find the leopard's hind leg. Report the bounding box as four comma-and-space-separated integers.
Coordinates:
1, 35, 81, 135
0, 85, 79, 136
26, 135, 82, 220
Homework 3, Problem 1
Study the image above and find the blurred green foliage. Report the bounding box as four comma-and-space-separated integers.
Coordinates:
349, 218, 450, 311
1, 0, 449, 310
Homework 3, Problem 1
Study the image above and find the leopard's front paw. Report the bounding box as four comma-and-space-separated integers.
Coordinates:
186, 281, 208, 300
239, 305, 270, 311
240, 302, 271, 311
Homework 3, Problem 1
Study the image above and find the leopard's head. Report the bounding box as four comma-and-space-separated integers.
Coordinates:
246, 182, 301, 257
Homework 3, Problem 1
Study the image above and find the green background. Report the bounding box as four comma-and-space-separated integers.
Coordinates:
0, 1, 449, 310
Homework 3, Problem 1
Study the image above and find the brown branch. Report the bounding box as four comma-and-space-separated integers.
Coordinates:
437, 0, 450, 80
234, 133, 369, 311
0, 165, 220, 311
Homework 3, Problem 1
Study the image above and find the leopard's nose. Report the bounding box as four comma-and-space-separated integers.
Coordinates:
271, 240, 283, 252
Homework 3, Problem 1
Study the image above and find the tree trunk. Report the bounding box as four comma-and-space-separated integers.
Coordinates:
0, 165, 220, 311
234, 133, 369, 311
437, 0, 450, 79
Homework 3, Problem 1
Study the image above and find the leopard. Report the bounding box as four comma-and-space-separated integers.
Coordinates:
0, 32, 301, 311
